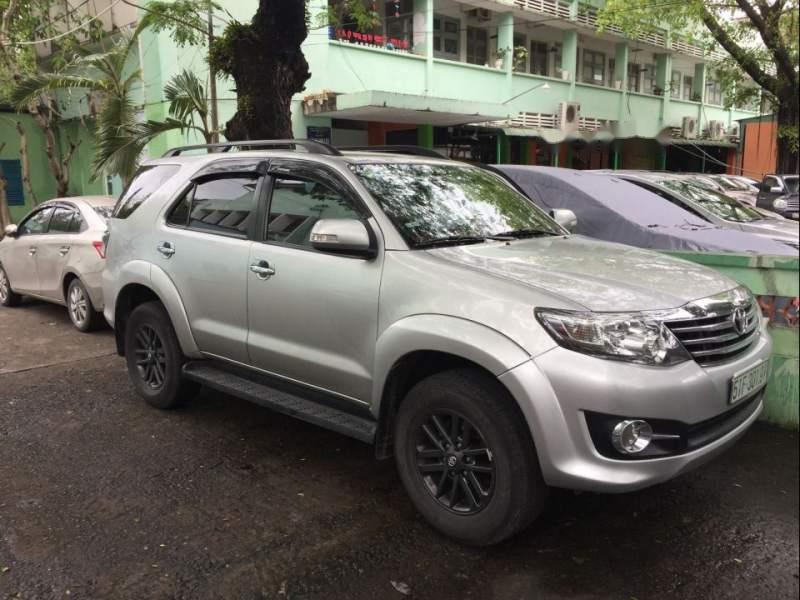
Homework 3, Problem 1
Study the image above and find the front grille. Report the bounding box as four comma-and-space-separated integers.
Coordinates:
785, 196, 799, 211
666, 302, 760, 366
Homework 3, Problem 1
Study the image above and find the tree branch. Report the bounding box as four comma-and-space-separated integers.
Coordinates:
699, 5, 779, 96
734, 0, 797, 86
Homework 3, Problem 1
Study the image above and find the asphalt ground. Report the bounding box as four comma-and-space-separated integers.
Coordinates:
1, 300, 798, 599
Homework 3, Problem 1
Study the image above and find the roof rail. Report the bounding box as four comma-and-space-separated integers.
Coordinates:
162, 139, 342, 158
339, 145, 448, 159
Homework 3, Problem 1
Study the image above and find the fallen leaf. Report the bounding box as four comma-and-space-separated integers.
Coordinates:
571, 556, 586, 565
391, 580, 411, 595
1, 566, 9, 573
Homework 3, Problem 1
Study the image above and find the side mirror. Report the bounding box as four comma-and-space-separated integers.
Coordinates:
310, 218, 375, 257
3, 224, 18, 238
550, 209, 577, 233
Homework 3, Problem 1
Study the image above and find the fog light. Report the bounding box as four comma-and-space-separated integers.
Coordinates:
611, 420, 653, 454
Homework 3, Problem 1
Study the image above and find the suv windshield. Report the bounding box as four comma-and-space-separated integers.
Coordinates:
784, 176, 798, 194
350, 163, 562, 247
658, 179, 764, 223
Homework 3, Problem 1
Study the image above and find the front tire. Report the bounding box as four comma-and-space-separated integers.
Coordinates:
67, 278, 103, 332
0, 265, 22, 307
124, 301, 200, 409
394, 368, 548, 546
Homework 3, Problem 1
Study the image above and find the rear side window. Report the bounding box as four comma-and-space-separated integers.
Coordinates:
167, 176, 258, 238
49, 207, 80, 233
114, 165, 180, 219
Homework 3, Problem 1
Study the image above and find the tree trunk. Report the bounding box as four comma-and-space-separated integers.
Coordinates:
776, 93, 799, 174
212, 2, 310, 141
15, 121, 38, 205
0, 142, 11, 231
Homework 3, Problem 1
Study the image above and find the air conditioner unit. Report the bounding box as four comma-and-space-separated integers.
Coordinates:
708, 120, 725, 141
466, 8, 491, 21
728, 123, 741, 140
681, 116, 698, 139
559, 101, 580, 132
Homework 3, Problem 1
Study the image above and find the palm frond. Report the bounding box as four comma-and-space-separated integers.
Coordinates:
9, 74, 107, 110
164, 69, 209, 126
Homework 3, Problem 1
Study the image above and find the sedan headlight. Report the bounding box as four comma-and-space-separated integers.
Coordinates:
773, 198, 788, 210
535, 309, 691, 366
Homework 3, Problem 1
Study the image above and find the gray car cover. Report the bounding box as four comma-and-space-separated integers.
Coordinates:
497, 166, 796, 256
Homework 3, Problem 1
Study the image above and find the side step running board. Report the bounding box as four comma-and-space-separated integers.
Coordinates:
182, 362, 377, 444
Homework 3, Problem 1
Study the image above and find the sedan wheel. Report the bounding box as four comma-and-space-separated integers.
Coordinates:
66, 278, 101, 332
0, 266, 22, 307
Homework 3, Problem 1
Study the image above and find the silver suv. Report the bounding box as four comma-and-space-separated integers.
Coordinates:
103, 141, 771, 545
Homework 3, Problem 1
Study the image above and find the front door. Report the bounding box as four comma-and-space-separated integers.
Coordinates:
4, 206, 55, 294
155, 171, 261, 363
246, 161, 382, 403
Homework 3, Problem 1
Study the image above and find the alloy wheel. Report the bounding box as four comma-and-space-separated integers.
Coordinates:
414, 411, 495, 515
133, 325, 167, 390
0, 269, 8, 303
69, 284, 88, 326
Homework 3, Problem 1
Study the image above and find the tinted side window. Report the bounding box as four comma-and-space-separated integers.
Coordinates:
49, 207, 78, 233
18, 207, 55, 235
70, 211, 86, 233
186, 176, 258, 237
763, 177, 779, 189
266, 176, 364, 247
114, 165, 180, 219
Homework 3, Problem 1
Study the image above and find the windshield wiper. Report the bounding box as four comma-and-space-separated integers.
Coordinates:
414, 235, 489, 249
491, 228, 559, 239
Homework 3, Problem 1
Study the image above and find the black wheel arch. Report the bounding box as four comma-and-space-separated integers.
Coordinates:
113, 284, 164, 356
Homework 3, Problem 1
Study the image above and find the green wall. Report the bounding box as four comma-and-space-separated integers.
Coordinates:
0, 113, 58, 222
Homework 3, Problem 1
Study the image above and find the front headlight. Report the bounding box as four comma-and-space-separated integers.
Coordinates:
773, 198, 788, 210
535, 308, 691, 366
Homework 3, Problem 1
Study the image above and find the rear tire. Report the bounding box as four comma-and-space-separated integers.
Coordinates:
124, 301, 200, 409
394, 368, 548, 546
0, 265, 22, 307
67, 278, 103, 332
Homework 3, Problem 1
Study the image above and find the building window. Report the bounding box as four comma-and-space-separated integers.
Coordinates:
433, 15, 459, 59
670, 70, 682, 98
627, 63, 642, 92
683, 75, 694, 100
706, 80, 723, 105
642, 63, 656, 94
466, 27, 488, 65
0, 159, 24, 206
384, 0, 413, 47
529, 42, 549, 76
582, 49, 605, 85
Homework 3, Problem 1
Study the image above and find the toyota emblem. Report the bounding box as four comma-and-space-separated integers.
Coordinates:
732, 307, 747, 334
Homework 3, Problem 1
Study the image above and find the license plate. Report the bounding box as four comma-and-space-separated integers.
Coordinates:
729, 361, 769, 405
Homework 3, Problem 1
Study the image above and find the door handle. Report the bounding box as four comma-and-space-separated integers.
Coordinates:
249, 260, 276, 280
156, 242, 176, 258
28, 247, 37, 256
59, 246, 70, 256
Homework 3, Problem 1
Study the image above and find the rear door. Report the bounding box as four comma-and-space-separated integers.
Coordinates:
35, 205, 81, 301
155, 163, 263, 363
3, 206, 55, 294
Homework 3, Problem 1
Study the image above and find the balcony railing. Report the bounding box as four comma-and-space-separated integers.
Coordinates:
513, 0, 571, 19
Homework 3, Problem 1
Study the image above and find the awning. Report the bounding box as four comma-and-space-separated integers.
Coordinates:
303, 90, 510, 126
663, 138, 737, 148
500, 127, 615, 145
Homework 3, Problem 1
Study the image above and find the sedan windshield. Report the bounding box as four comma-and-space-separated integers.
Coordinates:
785, 176, 798, 194
92, 206, 114, 221
350, 163, 563, 247
658, 179, 764, 223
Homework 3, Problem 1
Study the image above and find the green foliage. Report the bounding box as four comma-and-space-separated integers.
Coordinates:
321, 0, 381, 31
139, 0, 221, 48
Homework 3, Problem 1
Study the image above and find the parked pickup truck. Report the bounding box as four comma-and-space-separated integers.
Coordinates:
102, 140, 771, 545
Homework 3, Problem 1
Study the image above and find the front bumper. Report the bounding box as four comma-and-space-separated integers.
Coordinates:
500, 321, 771, 493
